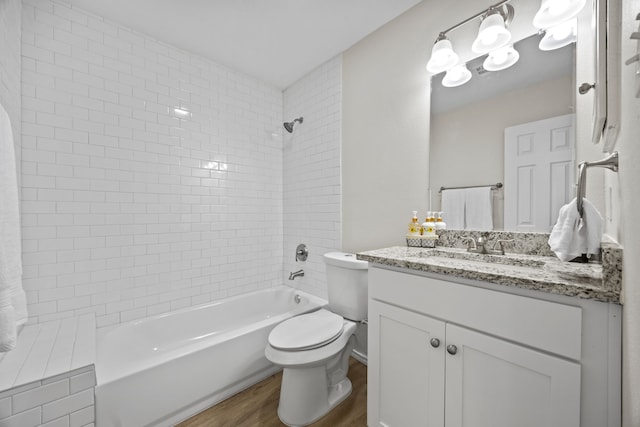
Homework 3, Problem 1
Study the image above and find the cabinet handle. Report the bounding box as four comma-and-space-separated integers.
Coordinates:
579, 82, 596, 94
446, 344, 458, 355
430, 338, 440, 348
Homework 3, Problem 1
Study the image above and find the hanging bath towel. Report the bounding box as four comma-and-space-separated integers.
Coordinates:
464, 186, 493, 230
0, 103, 27, 352
441, 188, 466, 229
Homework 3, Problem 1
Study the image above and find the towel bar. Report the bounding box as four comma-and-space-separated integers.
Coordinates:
439, 182, 503, 193
577, 151, 618, 217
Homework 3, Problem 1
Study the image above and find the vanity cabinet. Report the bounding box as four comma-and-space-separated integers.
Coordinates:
367, 266, 621, 427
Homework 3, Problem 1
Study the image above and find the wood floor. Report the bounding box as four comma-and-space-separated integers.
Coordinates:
177, 358, 367, 427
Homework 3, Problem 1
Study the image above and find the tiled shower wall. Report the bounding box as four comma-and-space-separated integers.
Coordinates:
283, 56, 342, 299
21, 0, 284, 327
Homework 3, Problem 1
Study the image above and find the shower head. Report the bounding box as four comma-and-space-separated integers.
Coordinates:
283, 117, 304, 133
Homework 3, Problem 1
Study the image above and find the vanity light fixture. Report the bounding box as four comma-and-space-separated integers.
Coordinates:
426, 34, 459, 73
533, 0, 586, 29
483, 45, 520, 71
471, 6, 514, 54
427, 0, 580, 87
426, 0, 513, 82
442, 64, 472, 87
539, 19, 577, 50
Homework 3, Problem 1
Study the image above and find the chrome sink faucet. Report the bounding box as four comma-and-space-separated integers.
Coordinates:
289, 269, 304, 280
465, 236, 489, 254
465, 236, 514, 255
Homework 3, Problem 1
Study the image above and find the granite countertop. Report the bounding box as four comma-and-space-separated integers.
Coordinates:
357, 246, 621, 304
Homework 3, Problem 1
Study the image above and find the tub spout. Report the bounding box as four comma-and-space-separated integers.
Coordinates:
289, 269, 304, 280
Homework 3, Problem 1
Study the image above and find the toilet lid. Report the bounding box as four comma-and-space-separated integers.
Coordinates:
268, 309, 344, 351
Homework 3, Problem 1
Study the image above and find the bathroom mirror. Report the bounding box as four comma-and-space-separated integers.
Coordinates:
429, 32, 576, 232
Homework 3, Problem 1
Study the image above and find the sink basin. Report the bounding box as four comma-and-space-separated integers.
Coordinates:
409, 248, 546, 268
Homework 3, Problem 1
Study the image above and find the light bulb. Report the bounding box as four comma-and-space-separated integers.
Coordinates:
552, 21, 573, 40
481, 30, 498, 46
426, 38, 459, 74
492, 50, 508, 65
534, 0, 586, 29
449, 69, 462, 80
432, 51, 451, 66
549, 0, 570, 16
483, 45, 519, 71
472, 13, 511, 54
539, 19, 577, 50
442, 64, 471, 87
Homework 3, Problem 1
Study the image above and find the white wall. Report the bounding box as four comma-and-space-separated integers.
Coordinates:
20, 0, 284, 327
283, 56, 342, 300
614, 0, 640, 425
342, 0, 600, 252
342, 2, 433, 253
430, 76, 572, 229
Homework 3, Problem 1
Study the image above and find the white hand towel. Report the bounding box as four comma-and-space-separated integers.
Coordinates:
548, 198, 603, 262
0, 103, 26, 352
464, 187, 493, 230
441, 189, 466, 229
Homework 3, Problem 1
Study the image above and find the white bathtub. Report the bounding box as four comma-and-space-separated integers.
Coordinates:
95, 286, 325, 427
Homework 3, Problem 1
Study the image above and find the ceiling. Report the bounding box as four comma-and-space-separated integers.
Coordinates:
63, 0, 423, 89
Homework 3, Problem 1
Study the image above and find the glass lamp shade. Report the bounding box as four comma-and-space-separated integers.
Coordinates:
533, 0, 586, 29
539, 19, 577, 50
471, 13, 512, 54
483, 45, 519, 71
442, 64, 472, 87
426, 39, 459, 74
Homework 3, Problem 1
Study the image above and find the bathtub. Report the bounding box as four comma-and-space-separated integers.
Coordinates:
95, 286, 325, 427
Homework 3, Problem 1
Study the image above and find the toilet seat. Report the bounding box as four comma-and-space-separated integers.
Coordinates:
268, 309, 344, 351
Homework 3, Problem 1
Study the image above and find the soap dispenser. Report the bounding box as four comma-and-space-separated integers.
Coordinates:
435, 212, 447, 230
422, 211, 436, 236
406, 211, 422, 247
421, 211, 438, 247
408, 211, 420, 236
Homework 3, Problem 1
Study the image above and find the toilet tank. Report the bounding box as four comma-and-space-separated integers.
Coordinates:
324, 252, 368, 321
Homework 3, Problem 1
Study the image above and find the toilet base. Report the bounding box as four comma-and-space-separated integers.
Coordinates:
275, 334, 356, 427
277, 366, 353, 427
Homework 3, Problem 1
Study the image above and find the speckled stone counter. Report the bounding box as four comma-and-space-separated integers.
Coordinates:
357, 246, 621, 304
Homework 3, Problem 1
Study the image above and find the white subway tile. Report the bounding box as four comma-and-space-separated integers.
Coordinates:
12, 378, 69, 413
53, 28, 88, 50
0, 397, 11, 419
41, 415, 70, 427
41, 388, 93, 423
54, 128, 88, 144
70, 22, 102, 44
69, 406, 93, 427
68, 372, 95, 395
0, 407, 41, 427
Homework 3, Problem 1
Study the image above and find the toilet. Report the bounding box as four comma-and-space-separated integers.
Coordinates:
265, 252, 368, 427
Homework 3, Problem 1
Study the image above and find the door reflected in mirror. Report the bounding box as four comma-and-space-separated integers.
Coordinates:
429, 33, 575, 232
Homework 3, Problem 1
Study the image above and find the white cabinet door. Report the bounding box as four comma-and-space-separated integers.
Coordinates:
444, 323, 581, 427
368, 300, 446, 427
